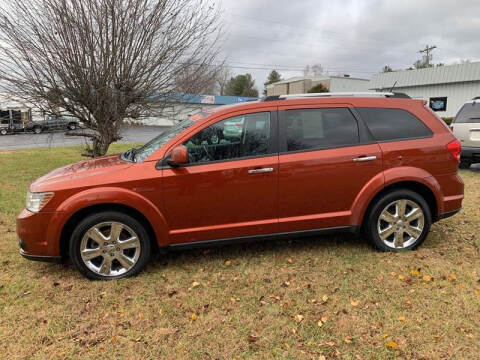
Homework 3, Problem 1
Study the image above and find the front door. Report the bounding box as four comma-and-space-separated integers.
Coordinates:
277, 105, 383, 232
162, 109, 279, 244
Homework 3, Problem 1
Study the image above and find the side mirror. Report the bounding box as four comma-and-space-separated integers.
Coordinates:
167, 145, 188, 167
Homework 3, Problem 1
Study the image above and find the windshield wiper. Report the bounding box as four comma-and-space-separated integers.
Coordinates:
122, 147, 137, 162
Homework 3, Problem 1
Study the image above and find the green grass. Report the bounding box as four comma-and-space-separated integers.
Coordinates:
0, 145, 479, 359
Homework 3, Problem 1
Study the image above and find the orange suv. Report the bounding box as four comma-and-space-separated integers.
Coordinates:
17, 92, 464, 279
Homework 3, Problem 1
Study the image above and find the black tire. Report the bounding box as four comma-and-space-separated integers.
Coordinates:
69, 211, 151, 280
364, 189, 432, 252
0, 129, 7, 135
459, 161, 471, 169
33, 126, 42, 134
68, 123, 76, 130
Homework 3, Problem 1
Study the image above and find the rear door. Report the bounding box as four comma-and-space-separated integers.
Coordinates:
277, 104, 383, 233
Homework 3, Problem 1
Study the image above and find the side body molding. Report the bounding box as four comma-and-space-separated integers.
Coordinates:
50, 187, 169, 254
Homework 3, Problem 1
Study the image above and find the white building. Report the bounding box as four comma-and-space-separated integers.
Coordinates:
266, 75, 370, 96
370, 62, 480, 118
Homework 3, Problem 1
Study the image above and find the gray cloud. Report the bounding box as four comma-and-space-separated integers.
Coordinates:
219, 0, 480, 92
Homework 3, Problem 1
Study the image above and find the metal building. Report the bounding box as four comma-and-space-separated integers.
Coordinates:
370, 62, 480, 118
266, 75, 370, 97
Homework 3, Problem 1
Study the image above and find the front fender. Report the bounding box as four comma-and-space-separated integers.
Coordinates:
350, 166, 441, 225
48, 187, 169, 254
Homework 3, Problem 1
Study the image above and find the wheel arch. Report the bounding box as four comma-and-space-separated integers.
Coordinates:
361, 180, 439, 227
59, 203, 159, 259
53, 187, 169, 258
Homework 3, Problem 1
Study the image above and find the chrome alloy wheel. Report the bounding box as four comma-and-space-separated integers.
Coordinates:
80, 222, 141, 277
377, 199, 425, 249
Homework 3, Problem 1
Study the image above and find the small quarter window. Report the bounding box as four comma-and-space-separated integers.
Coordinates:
356, 108, 432, 141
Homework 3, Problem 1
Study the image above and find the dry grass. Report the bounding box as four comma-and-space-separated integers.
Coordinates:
0, 145, 479, 359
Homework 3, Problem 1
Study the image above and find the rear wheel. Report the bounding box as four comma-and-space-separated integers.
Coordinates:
33, 126, 42, 134
0, 129, 7, 135
69, 212, 151, 280
364, 189, 432, 251
459, 161, 471, 169
68, 123, 77, 130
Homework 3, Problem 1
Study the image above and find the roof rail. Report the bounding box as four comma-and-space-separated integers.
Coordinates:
278, 92, 396, 99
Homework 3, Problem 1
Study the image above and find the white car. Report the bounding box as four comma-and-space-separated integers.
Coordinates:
451, 98, 480, 168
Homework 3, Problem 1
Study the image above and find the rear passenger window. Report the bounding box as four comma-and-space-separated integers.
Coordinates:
285, 108, 359, 151
356, 108, 432, 141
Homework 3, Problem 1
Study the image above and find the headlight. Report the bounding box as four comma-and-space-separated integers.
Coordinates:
26, 191, 54, 212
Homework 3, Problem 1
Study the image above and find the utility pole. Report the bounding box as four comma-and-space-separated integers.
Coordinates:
418, 45, 437, 67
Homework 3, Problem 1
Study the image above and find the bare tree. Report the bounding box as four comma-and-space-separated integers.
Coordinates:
214, 66, 232, 96
303, 64, 324, 77
0, 0, 222, 156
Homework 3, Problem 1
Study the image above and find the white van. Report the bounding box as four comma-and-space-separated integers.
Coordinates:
451, 98, 480, 168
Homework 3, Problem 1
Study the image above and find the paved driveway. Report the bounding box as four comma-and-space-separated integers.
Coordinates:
0, 126, 169, 150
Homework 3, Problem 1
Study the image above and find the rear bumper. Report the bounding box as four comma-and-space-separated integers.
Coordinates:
437, 208, 461, 221
461, 146, 480, 163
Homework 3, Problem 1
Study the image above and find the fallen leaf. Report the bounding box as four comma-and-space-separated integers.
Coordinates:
386, 341, 398, 349
317, 320, 323, 327
318, 356, 327, 360
287, 258, 293, 263
398, 274, 405, 280
224, 260, 231, 266
168, 289, 177, 297
350, 300, 359, 307
411, 268, 420, 276
322, 295, 329, 303
321, 316, 328, 323
192, 281, 201, 288
423, 275, 432, 282
284, 342, 290, 350
344, 336, 353, 344
247, 334, 259, 343
398, 316, 407, 322
448, 274, 457, 282
191, 313, 198, 321
294, 314, 304, 323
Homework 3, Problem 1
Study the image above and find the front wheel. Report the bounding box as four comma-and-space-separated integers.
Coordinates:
68, 123, 77, 130
33, 126, 42, 134
364, 189, 432, 251
0, 129, 7, 135
69, 212, 151, 280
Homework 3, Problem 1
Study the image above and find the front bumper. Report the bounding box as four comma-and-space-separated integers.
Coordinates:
19, 247, 61, 262
17, 208, 63, 258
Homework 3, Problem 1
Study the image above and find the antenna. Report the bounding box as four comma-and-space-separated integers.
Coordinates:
389, 81, 397, 93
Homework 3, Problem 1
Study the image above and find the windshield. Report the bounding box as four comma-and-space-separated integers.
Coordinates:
454, 103, 480, 123
132, 119, 196, 162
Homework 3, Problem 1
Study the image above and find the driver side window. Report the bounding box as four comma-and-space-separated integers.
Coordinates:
184, 112, 271, 164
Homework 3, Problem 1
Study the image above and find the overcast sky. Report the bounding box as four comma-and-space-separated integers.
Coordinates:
219, 0, 480, 92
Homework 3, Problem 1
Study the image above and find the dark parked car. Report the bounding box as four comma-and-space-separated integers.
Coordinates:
25, 115, 79, 134
0, 109, 24, 135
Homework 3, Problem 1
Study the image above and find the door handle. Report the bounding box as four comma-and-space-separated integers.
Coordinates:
353, 155, 377, 162
248, 167, 274, 174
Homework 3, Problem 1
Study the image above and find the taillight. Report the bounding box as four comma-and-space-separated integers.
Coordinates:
446, 140, 461, 163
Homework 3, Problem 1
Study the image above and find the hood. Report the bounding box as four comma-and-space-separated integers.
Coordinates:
31, 154, 133, 191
